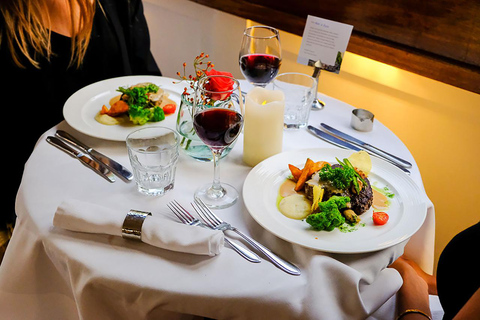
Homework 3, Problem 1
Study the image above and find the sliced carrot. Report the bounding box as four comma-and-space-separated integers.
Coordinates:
290, 160, 326, 185
309, 161, 328, 175
295, 158, 314, 191
100, 105, 109, 115
288, 164, 302, 181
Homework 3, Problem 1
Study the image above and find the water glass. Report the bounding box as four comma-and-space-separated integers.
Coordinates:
273, 72, 317, 129
126, 127, 180, 196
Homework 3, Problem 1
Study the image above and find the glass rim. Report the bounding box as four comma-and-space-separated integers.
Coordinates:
126, 126, 180, 150
273, 72, 317, 88
197, 75, 240, 95
243, 25, 280, 39
274, 72, 316, 81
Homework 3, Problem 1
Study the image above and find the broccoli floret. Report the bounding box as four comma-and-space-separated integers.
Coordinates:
118, 84, 159, 106
127, 101, 165, 125
128, 105, 151, 125
306, 209, 344, 231
318, 195, 350, 212
117, 84, 164, 125
306, 196, 350, 231
151, 106, 165, 122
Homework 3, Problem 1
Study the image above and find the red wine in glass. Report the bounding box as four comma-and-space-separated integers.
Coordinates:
194, 108, 244, 149
239, 53, 281, 86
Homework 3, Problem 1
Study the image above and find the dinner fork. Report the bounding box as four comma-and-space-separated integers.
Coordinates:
167, 201, 261, 263
191, 198, 301, 276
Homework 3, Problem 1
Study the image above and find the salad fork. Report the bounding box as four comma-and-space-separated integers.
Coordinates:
167, 201, 261, 263
191, 198, 301, 276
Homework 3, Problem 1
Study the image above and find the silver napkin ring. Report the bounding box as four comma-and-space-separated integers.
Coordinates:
122, 210, 152, 241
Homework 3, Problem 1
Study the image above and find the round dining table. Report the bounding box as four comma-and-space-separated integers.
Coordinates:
0, 78, 435, 320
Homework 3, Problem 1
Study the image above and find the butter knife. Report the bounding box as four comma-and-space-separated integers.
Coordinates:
55, 130, 133, 182
46, 136, 116, 183
307, 126, 410, 174
320, 123, 413, 168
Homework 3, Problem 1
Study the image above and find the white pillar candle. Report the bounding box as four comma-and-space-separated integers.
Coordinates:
243, 87, 285, 167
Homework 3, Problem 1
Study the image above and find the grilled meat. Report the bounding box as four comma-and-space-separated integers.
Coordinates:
305, 164, 373, 215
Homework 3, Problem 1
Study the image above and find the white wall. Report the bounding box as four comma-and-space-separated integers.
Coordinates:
144, 0, 245, 79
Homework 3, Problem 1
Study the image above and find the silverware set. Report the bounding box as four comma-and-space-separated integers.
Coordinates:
308, 123, 412, 174
46, 130, 133, 182
169, 198, 301, 276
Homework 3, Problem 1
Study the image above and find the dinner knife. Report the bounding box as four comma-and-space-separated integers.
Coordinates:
308, 125, 366, 151
307, 125, 410, 174
55, 130, 133, 182
320, 123, 413, 168
46, 136, 116, 183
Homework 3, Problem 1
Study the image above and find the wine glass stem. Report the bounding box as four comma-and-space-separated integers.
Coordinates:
209, 149, 225, 199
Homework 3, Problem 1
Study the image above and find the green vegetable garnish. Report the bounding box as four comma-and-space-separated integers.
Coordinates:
128, 105, 165, 125
383, 186, 395, 198
339, 222, 366, 233
118, 84, 159, 105
151, 106, 166, 122
306, 196, 350, 231
117, 84, 164, 125
317, 157, 366, 193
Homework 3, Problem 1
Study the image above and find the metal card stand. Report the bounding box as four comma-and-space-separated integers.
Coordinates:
311, 60, 326, 110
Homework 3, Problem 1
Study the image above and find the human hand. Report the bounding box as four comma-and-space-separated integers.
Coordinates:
391, 255, 437, 295
389, 256, 431, 319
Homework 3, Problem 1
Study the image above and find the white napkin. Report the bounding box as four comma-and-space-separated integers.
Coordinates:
53, 199, 224, 256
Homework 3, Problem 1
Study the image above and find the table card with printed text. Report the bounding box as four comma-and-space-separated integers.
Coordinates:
297, 15, 353, 73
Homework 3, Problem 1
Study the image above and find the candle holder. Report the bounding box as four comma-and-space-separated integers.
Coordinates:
243, 87, 285, 166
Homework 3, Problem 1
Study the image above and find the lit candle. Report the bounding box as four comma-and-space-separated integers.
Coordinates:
243, 87, 285, 167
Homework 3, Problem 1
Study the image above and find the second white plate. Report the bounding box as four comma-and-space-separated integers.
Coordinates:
63, 75, 183, 141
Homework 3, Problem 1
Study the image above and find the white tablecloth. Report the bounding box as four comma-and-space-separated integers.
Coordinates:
0, 80, 435, 319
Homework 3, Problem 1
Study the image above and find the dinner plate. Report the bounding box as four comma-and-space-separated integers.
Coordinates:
242, 148, 427, 254
63, 75, 183, 141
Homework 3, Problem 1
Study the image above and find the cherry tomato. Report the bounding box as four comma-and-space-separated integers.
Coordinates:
373, 211, 389, 225
163, 104, 176, 114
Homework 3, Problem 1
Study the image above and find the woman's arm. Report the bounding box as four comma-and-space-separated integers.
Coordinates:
389, 257, 432, 319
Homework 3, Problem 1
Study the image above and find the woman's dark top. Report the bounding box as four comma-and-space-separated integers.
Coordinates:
0, 0, 161, 226
437, 221, 480, 319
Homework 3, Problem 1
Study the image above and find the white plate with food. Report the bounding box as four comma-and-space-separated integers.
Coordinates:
242, 148, 427, 254
63, 75, 183, 141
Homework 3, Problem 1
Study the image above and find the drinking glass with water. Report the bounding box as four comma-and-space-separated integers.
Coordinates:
126, 127, 180, 196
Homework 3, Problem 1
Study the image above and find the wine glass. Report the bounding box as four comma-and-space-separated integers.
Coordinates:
192, 75, 244, 209
239, 25, 282, 87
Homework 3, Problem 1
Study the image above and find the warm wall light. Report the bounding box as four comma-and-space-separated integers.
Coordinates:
343, 53, 400, 87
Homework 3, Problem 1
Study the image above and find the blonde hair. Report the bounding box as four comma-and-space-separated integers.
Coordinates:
0, 0, 96, 69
